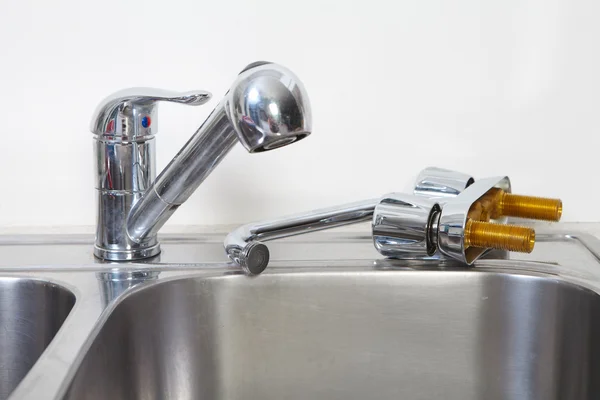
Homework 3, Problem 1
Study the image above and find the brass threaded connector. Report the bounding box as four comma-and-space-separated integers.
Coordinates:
464, 220, 535, 253
497, 192, 562, 222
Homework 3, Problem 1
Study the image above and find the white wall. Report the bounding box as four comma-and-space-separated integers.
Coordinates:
0, 0, 598, 228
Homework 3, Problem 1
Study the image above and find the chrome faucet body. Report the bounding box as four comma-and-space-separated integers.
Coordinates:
92, 62, 312, 261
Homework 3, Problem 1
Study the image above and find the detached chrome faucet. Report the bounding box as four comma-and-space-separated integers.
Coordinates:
91, 62, 312, 261
226, 168, 562, 274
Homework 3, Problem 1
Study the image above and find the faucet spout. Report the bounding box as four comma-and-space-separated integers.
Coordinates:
91, 62, 311, 261
126, 106, 236, 243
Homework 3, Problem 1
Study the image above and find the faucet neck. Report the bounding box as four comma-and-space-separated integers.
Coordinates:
126, 105, 238, 245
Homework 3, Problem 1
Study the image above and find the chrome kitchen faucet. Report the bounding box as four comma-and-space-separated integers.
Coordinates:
91, 62, 312, 261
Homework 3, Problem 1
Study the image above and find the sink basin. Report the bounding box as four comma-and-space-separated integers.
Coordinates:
62, 269, 600, 400
0, 278, 75, 400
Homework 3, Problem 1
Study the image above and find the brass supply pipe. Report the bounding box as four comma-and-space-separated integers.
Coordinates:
464, 220, 535, 253
494, 191, 562, 222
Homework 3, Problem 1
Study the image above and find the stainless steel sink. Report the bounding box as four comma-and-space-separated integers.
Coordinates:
62, 268, 600, 399
0, 278, 75, 400
1, 227, 600, 399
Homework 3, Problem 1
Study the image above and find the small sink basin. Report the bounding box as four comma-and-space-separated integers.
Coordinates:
0, 278, 75, 399
62, 269, 600, 399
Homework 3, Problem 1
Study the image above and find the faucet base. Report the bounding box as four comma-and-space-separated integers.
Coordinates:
93, 241, 161, 261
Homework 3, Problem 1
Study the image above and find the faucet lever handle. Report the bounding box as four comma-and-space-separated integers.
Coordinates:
90, 87, 212, 137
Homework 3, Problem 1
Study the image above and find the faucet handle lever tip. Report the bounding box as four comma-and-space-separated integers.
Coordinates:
141, 89, 212, 106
